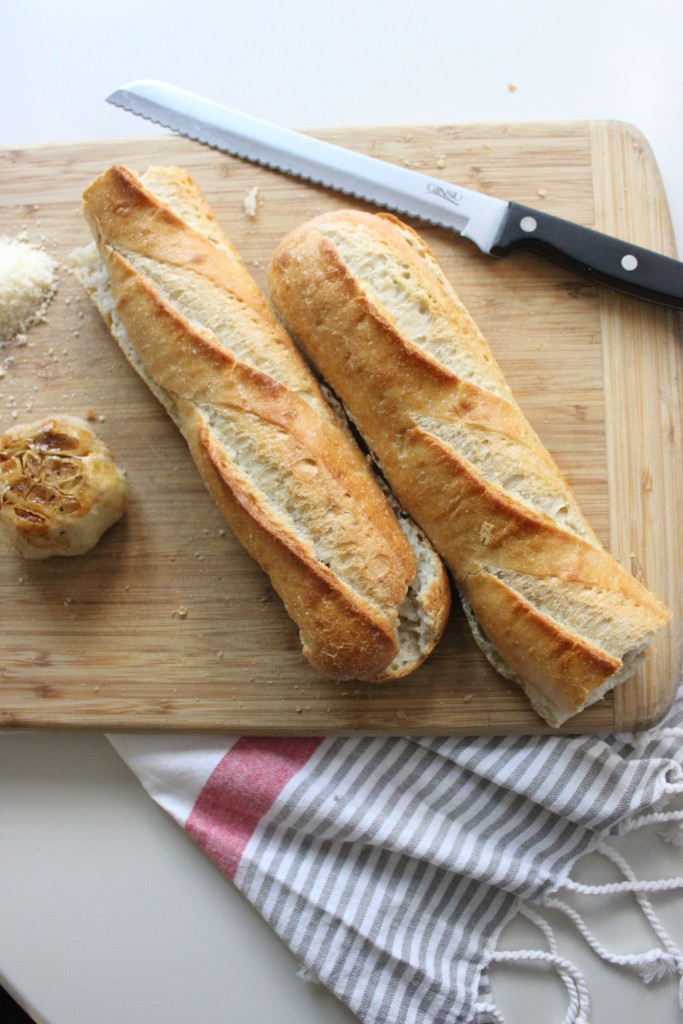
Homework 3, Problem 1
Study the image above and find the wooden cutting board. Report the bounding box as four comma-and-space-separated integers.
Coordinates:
1, 121, 681, 734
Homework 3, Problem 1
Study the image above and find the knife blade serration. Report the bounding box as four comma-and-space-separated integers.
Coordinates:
106, 80, 508, 254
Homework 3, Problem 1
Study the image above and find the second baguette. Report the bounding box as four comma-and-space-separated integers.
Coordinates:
268, 209, 671, 726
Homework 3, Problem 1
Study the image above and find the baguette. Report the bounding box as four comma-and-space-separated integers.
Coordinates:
268, 209, 672, 726
73, 167, 450, 682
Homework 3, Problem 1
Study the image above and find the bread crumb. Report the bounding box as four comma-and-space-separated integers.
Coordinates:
537, 188, 548, 198
436, 156, 446, 169
243, 186, 260, 218
507, 82, 517, 93
463, 694, 473, 703
173, 606, 188, 619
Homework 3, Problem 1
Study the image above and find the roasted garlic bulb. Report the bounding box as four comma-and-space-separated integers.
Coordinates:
0, 415, 127, 558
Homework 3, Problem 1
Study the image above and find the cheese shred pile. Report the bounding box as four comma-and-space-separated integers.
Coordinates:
0, 234, 57, 343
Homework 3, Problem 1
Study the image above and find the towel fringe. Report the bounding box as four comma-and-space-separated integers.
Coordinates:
620, 805, 683, 844
475, 902, 591, 1024
480, 815, 683, 1024
542, 839, 683, 1007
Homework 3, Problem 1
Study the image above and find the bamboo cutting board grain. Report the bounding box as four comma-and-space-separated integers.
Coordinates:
0, 121, 681, 733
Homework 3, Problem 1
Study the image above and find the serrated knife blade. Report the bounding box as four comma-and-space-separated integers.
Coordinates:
107, 80, 683, 310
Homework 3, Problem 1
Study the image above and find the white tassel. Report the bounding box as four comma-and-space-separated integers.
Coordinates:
632, 952, 679, 984
659, 822, 683, 848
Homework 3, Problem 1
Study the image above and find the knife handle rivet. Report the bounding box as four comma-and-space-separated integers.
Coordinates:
621, 254, 639, 271
520, 215, 538, 233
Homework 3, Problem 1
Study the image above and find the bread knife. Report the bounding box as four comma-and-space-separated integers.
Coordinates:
107, 79, 683, 310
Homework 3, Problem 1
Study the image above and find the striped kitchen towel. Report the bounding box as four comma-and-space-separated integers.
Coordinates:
109, 685, 683, 1024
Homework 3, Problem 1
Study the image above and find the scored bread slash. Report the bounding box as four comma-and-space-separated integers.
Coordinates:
0, 414, 127, 558
72, 164, 450, 683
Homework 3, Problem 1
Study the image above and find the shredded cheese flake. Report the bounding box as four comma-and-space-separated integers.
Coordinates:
0, 234, 57, 343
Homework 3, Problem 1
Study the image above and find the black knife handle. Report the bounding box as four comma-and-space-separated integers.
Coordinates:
491, 202, 683, 309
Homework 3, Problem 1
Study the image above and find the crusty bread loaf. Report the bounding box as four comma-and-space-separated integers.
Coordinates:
73, 167, 450, 681
268, 209, 672, 726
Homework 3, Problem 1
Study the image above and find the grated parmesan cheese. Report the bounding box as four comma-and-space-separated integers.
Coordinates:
0, 233, 57, 343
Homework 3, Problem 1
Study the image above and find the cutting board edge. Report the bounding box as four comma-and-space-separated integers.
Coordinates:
589, 118, 683, 731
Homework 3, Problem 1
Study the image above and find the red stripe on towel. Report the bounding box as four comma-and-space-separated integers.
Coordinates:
185, 736, 322, 879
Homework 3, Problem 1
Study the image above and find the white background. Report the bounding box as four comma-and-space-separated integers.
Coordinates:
2, 2, 683, 1022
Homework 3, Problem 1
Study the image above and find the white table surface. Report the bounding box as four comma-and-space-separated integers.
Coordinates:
2, 3, 683, 1022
